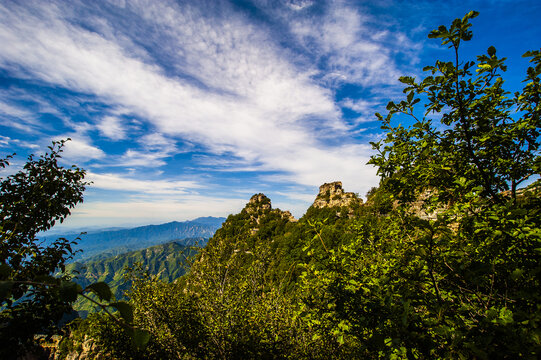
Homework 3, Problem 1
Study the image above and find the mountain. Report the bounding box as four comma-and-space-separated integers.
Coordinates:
200, 184, 362, 287
67, 240, 197, 317
58, 185, 367, 358
39, 216, 225, 261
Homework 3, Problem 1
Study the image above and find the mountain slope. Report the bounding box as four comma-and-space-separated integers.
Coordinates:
40, 216, 224, 261
67, 240, 198, 316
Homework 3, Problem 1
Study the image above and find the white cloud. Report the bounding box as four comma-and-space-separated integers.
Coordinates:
0, 98, 42, 132
113, 132, 178, 167
97, 115, 126, 140
288, 1, 418, 86
59, 137, 105, 162
137, 133, 176, 151
0, 135, 11, 147
115, 149, 168, 167
0, 0, 384, 197
340, 98, 389, 125
0, 136, 40, 150
260, 143, 379, 195
86, 171, 201, 195
0, 100, 34, 119
286, 0, 315, 11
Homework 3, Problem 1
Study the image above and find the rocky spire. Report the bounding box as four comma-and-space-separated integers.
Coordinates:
312, 181, 361, 209
244, 193, 296, 230
245, 193, 272, 214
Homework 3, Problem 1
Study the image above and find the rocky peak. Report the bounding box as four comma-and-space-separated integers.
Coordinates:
312, 181, 361, 209
245, 193, 272, 214
243, 193, 296, 234
280, 210, 296, 222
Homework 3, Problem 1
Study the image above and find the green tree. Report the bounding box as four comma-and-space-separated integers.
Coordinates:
0, 141, 148, 358
0, 140, 87, 358
50, 11, 540, 359
370, 11, 539, 204
298, 11, 541, 358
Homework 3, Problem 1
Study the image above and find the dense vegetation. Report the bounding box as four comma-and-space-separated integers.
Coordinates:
1, 142, 149, 359
0, 140, 88, 359
66, 240, 199, 317
59, 12, 539, 359
2, 11, 540, 359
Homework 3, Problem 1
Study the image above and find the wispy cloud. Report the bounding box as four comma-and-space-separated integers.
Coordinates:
113, 132, 179, 167
1, 0, 536, 228
0, 0, 430, 229
115, 149, 170, 168
86, 171, 201, 195
276, 0, 420, 88
96, 115, 126, 140
59, 137, 106, 162
285, 0, 315, 11
0, 135, 9, 147
0, 0, 374, 188
0, 97, 43, 132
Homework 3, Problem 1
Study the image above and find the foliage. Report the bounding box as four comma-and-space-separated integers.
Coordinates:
57, 313, 140, 360
58, 11, 540, 360
370, 11, 539, 204
0, 140, 87, 358
67, 241, 196, 316
0, 141, 149, 358
180, 231, 303, 359
76, 196, 331, 359
298, 10, 541, 359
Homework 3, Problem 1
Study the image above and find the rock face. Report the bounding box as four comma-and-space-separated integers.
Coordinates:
245, 193, 272, 216
312, 181, 361, 209
243, 194, 296, 234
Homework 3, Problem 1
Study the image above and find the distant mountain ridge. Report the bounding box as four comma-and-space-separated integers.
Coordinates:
39, 216, 225, 261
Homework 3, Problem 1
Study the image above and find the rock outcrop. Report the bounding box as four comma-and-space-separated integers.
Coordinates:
312, 181, 361, 209
245, 193, 272, 218
243, 193, 296, 235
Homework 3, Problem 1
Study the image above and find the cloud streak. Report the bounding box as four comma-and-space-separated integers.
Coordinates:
0, 0, 380, 191
86, 171, 202, 195
0, 0, 447, 226
97, 116, 126, 140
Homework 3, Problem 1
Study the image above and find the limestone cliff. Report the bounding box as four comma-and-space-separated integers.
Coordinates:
245, 193, 272, 219
242, 193, 296, 235
311, 181, 362, 209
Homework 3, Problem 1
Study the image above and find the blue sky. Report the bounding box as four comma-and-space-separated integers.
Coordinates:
0, 0, 539, 230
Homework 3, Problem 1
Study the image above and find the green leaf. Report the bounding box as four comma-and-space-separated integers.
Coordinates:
59, 281, 81, 302
487, 46, 496, 57
0, 281, 14, 300
498, 308, 514, 325
0, 264, 11, 280
111, 301, 133, 324
407, 91, 414, 103
477, 64, 492, 72
85, 282, 113, 302
132, 328, 151, 350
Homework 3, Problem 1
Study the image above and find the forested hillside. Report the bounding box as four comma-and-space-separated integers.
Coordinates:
66, 240, 200, 317
1, 11, 539, 360
59, 177, 540, 359
56, 13, 540, 359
